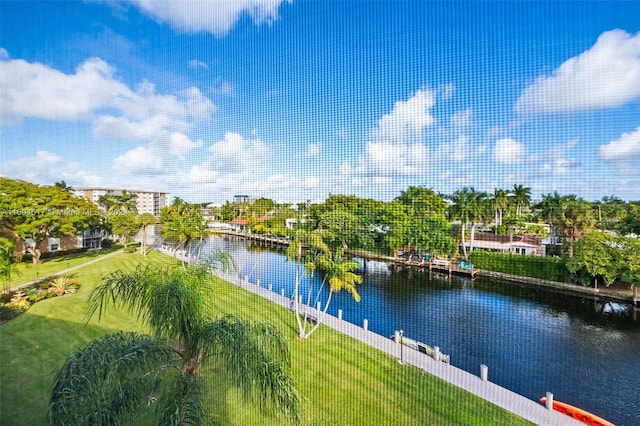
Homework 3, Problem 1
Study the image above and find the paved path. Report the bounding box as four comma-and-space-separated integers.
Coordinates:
213, 271, 581, 426
9, 249, 123, 292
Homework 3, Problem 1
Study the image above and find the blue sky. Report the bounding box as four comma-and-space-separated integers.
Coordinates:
1, 1, 639, 204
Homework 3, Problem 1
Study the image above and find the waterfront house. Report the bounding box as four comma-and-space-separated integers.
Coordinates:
463, 233, 545, 256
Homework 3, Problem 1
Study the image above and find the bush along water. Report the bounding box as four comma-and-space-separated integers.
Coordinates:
469, 251, 570, 282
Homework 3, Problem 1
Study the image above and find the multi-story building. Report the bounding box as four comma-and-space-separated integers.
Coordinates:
74, 187, 169, 216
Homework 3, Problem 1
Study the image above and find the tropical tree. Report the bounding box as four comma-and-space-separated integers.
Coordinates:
511, 184, 531, 218
112, 190, 139, 214
395, 186, 448, 218
555, 197, 595, 243
566, 231, 617, 287
405, 216, 457, 258
535, 191, 564, 244
48, 259, 301, 425
138, 213, 157, 255
53, 180, 73, 192
0, 178, 100, 265
491, 188, 510, 229
0, 237, 17, 293
299, 248, 362, 340
160, 198, 207, 267
593, 195, 626, 231
317, 209, 368, 250
618, 202, 640, 236
467, 189, 489, 252
286, 228, 330, 338
109, 213, 139, 249
97, 194, 116, 213
447, 187, 478, 260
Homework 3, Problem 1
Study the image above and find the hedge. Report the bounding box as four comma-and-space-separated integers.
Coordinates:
469, 251, 570, 282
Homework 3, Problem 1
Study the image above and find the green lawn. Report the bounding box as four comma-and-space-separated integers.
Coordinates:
6, 247, 121, 288
0, 250, 531, 425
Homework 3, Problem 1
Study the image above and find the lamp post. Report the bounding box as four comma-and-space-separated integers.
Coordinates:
399, 329, 404, 364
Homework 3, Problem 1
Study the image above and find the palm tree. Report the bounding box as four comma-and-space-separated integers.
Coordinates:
447, 187, 475, 260
512, 184, 531, 218
48, 258, 301, 425
138, 213, 157, 256
492, 188, 510, 229
53, 180, 73, 192
286, 228, 330, 338
160, 198, 207, 267
113, 190, 139, 214
535, 191, 564, 245
300, 248, 362, 340
97, 194, 116, 213
556, 197, 595, 243
467, 189, 488, 253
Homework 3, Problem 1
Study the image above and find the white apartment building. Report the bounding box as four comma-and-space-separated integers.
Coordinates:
74, 187, 169, 216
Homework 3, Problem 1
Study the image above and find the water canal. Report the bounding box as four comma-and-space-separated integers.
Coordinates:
202, 236, 640, 425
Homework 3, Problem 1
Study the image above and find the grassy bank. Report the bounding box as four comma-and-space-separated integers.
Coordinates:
0, 250, 530, 425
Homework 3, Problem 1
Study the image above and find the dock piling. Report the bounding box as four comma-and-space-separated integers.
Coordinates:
480, 364, 488, 382
545, 392, 554, 410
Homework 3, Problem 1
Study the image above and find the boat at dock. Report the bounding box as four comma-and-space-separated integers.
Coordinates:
392, 334, 450, 364
540, 397, 615, 426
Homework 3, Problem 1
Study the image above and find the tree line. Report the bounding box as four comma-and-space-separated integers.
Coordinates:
1, 177, 639, 288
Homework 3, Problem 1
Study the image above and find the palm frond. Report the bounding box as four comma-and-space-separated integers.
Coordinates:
199, 315, 301, 424
87, 266, 215, 343
154, 373, 212, 426
48, 332, 175, 426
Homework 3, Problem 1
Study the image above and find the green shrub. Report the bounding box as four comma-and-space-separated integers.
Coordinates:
48, 276, 80, 296
0, 304, 24, 322
469, 251, 570, 282
27, 291, 48, 303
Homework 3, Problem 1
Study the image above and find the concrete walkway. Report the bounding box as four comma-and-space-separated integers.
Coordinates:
9, 249, 123, 292
212, 270, 581, 426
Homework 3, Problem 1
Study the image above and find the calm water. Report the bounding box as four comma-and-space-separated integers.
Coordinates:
202, 236, 640, 425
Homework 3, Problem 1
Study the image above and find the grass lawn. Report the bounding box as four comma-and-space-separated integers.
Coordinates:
0, 250, 531, 425
6, 247, 121, 288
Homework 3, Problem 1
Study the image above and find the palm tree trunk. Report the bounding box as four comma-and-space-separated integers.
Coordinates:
470, 223, 476, 253
460, 223, 468, 260
303, 290, 333, 339
293, 246, 304, 337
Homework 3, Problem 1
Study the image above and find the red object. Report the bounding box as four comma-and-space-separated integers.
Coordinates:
540, 397, 615, 426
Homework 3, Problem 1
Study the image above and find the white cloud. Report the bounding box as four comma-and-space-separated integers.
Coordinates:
599, 126, 640, 159
0, 151, 102, 186
125, 0, 291, 37
213, 81, 235, 96
164, 132, 204, 157
450, 109, 472, 127
493, 138, 525, 164
206, 132, 269, 174
344, 88, 436, 177
304, 143, 321, 157
188, 59, 208, 69
451, 135, 470, 162
336, 128, 349, 140
0, 57, 126, 125
370, 88, 435, 145
516, 29, 640, 113
113, 146, 165, 174
0, 56, 215, 136
536, 140, 581, 175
